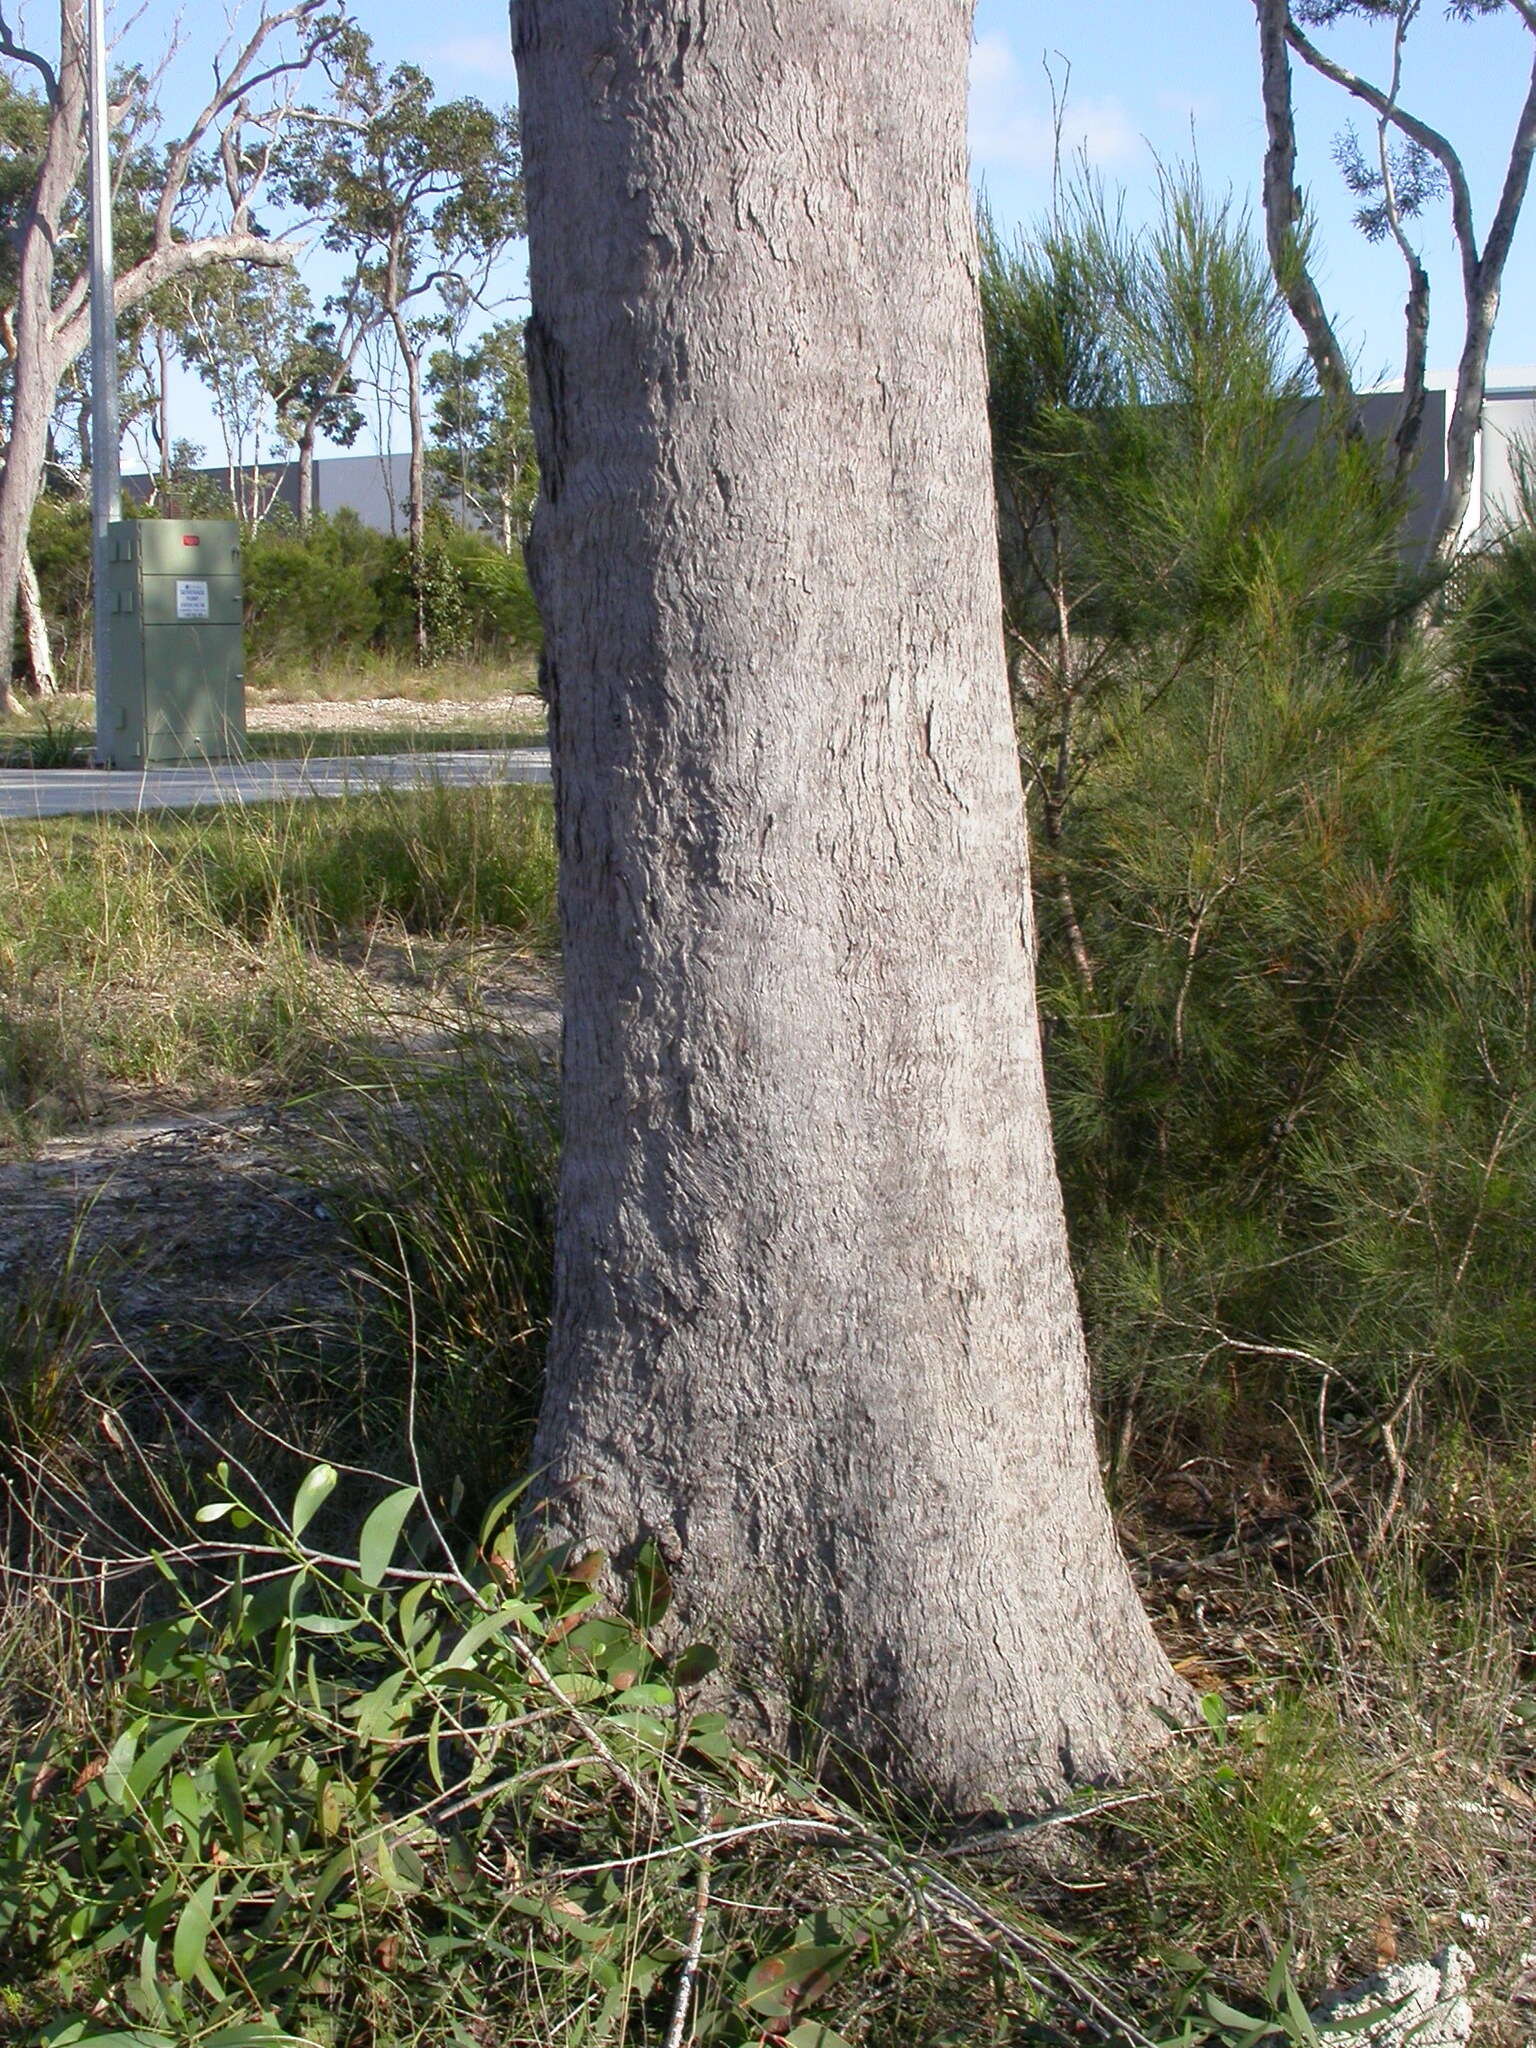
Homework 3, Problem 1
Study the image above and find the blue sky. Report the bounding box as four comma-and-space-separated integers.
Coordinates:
77, 0, 1536, 455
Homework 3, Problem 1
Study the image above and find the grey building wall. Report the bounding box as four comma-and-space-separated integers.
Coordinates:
310, 453, 414, 533
122, 452, 417, 534
1476, 386, 1536, 534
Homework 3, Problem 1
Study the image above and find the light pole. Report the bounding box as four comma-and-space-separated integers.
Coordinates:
87, 0, 121, 762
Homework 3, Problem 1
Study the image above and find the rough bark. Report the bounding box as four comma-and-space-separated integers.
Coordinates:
515, 0, 1187, 1812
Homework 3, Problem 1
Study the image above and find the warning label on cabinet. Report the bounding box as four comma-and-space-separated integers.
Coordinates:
175, 580, 210, 620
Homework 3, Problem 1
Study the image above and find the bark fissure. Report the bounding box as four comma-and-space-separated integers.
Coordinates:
515, 0, 1185, 1811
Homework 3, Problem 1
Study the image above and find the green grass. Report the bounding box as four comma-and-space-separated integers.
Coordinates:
301, 1047, 558, 1523
241, 722, 547, 759
0, 708, 91, 769
0, 783, 557, 1137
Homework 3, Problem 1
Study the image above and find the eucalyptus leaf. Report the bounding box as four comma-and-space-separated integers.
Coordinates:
170, 1872, 217, 1985
290, 1464, 339, 1540
358, 1485, 419, 1588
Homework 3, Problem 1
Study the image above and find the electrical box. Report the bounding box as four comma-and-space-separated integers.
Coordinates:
97, 520, 246, 768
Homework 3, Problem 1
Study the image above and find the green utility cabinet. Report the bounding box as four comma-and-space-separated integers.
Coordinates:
98, 520, 246, 768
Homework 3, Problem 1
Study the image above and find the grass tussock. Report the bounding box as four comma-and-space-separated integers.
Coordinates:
302, 1049, 558, 1522
0, 783, 556, 1139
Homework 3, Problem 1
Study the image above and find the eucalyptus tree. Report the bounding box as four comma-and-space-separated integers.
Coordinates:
1254, 0, 1536, 563
514, 0, 1188, 1809
270, 306, 368, 527
0, 0, 342, 711
172, 266, 313, 523
277, 43, 522, 655
426, 317, 535, 552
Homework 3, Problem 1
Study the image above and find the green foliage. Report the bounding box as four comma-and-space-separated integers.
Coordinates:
982, 169, 1531, 1463
0, 1470, 898, 2047
240, 512, 386, 671
1447, 458, 1536, 786
312, 1052, 558, 1519
1038, 635, 1536, 1451
982, 170, 1406, 662
980, 167, 1409, 919
20, 496, 542, 693
427, 318, 538, 551
242, 512, 540, 672
24, 500, 93, 693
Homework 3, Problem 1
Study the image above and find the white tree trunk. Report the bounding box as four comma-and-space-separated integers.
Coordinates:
514, 0, 1185, 1810
17, 547, 58, 697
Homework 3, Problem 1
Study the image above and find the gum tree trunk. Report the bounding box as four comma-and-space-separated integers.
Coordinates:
17, 549, 58, 697
514, 0, 1187, 1811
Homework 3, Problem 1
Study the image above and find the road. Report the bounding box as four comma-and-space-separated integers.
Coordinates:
0, 747, 553, 820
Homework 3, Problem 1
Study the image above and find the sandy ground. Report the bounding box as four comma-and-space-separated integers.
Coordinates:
0, 954, 560, 1381
18, 691, 546, 739
244, 692, 545, 734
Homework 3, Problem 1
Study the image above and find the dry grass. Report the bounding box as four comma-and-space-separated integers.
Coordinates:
247, 650, 539, 705
0, 783, 556, 1144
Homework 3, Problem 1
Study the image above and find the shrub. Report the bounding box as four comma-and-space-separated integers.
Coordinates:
1039, 643, 1536, 1457
1451, 528, 1536, 786
241, 510, 385, 671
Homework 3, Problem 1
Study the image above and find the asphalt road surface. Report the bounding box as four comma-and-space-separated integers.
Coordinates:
0, 748, 553, 820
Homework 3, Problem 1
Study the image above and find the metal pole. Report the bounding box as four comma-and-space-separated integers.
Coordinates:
87, 0, 121, 764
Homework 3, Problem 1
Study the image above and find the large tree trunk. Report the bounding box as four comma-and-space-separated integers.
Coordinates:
514, 0, 1185, 1811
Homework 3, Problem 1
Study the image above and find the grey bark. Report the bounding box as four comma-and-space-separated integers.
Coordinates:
1254, 0, 1358, 419
515, 0, 1186, 1811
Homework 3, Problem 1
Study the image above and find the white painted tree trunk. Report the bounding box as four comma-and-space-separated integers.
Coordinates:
514, 0, 1186, 1810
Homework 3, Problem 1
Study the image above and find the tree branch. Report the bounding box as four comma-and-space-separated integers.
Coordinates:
0, 5, 58, 101
1377, 2, 1432, 479
1476, 45, 1536, 294
1253, 0, 1357, 411
1284, 14, 1478, 295
153, 0, 339, 249
51, 233, 299, 368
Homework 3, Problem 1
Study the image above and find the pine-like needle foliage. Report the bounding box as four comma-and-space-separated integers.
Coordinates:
982, 170, 1535, 1466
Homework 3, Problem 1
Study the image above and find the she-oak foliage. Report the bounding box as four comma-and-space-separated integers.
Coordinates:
981, 171, 1536, 1462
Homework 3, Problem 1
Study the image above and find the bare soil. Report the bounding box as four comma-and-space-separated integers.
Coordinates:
0, 950, 560, 1381
19, 689, 546, 738
244, 691, 545, 735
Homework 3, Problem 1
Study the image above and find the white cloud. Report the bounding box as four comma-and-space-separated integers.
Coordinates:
414, 33, 517, 83
969, 34, 1137, 173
